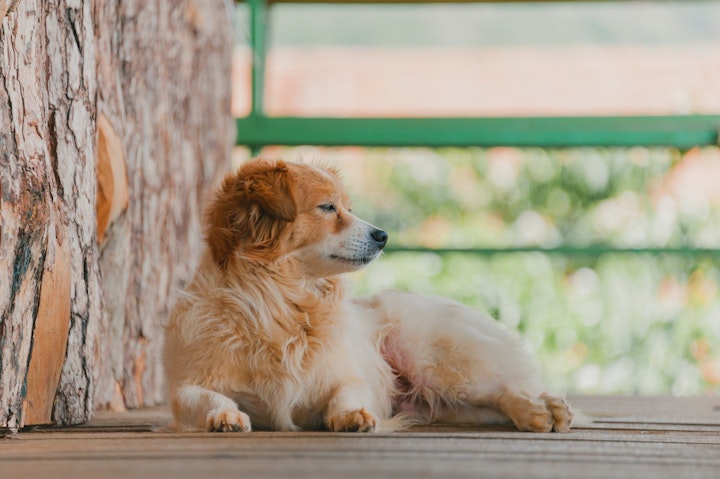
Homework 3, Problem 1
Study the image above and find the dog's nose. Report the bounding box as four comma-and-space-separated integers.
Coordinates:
371, 229, 389, 248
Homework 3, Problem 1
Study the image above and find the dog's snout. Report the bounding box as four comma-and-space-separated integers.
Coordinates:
371, 229, 389, 248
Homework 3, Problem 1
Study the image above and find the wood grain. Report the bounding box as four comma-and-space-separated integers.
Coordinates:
96, 114, 129, 244
22, 232, 72, 425
2, 396, 719, 479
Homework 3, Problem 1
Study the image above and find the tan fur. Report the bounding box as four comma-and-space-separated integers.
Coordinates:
164, 158, 573, 433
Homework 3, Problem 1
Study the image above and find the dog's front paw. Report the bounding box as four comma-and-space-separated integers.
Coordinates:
206, 409, 252, 432
327, 408, 377, 432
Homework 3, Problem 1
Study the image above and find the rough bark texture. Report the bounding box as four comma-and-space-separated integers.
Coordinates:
0, 0, 232, 427
1, 0, 100, 429
92, 0, 234, 411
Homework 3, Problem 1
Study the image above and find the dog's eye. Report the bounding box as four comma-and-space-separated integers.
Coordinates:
318, 203, 337, 213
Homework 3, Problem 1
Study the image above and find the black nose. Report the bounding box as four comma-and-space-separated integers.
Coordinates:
371, 229, 389, 248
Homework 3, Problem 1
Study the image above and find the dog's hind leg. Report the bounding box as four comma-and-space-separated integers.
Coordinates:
429, 382, 573, 433
171, 384, 252, 432
373, 290, 573, 432
438, 383, 573, 433
475, 387, 572, 432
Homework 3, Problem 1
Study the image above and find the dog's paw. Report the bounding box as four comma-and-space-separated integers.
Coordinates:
497, 391, 555, 433
501, 391, 574, 433
206, 409, 252, 432
541, 393, 573, 433
327, 408, 377, 433
511, 401, 554, 433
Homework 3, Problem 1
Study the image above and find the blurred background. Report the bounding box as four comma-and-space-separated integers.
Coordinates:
232, 1, 720, 396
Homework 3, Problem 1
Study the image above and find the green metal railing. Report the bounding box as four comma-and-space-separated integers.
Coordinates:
237, 116, 720, 150
236, 0, 720, 257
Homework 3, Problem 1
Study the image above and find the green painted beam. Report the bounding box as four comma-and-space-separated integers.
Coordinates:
248, 0, 268, 117
236, 115, 720, 149
383, 246, 720, 256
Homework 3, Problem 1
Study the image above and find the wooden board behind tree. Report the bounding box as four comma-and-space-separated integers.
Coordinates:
0, 0, 232, 428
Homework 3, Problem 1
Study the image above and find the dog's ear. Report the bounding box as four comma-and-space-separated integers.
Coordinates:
205, 160, 297, 267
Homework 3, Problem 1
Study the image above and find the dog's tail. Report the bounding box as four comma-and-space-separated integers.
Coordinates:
375, 412, 425, 433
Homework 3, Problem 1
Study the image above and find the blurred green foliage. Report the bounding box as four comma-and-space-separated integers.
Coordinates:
263, 145, 720, 395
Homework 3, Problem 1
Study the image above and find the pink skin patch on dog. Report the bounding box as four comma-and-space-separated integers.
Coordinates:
381, 331, 425, 415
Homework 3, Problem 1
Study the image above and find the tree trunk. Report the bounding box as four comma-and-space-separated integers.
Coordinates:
92, 0, 234, 412
1, 0, 100, 429
0, 0, 232, 428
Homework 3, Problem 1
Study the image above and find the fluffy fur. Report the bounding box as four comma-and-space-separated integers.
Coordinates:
163, 158, 573, 433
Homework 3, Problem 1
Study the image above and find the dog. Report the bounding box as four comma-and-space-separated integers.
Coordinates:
163, 158, 573, 433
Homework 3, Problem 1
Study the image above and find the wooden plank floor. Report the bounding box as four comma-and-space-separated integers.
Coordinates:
2, 396, 719, 479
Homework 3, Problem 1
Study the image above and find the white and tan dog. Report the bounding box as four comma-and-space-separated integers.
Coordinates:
163, 158, 573, 433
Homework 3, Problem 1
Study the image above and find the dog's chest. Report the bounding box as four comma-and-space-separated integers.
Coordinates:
235, 304, 391, 430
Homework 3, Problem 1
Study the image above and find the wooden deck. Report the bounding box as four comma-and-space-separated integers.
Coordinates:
2, 396, 719, 478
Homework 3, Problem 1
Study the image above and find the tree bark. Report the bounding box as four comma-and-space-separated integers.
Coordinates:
0, 0, 232, 428
1, 0, 100, 429
92, 0, 234, 411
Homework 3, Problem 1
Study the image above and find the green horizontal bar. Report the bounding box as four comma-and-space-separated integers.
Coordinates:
384, 246, 720, 256
236, 116, 720, 148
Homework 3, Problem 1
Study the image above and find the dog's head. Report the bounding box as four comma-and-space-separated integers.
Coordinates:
205, 159, 388, 276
